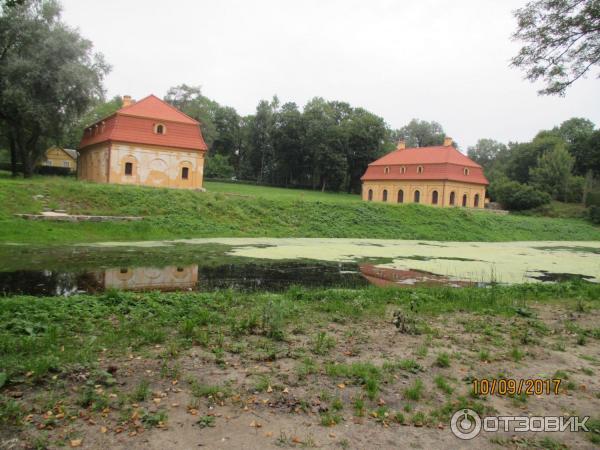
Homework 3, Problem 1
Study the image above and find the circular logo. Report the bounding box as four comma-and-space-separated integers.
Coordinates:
450, 409, 482, 440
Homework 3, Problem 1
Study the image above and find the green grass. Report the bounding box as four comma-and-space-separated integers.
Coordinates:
1, 282, 599, 387
0, 174, 599, 244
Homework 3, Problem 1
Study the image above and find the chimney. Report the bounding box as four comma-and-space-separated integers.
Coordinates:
122, 95, 133, 108
396, 139, 406, 151
443, 136, 453, 147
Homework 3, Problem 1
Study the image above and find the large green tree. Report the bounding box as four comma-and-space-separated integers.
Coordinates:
512, 0, 600, 96
467, 139, 508, 171
0, 0, 108, 176
530, 141, 575, 200
395, 119, 446, 147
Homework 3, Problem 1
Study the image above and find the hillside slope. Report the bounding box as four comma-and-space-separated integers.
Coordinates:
1, 175, 599, 244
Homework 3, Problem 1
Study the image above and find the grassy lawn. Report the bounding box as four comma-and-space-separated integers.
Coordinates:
1, 283, 599, 448
0, 173, 599, 244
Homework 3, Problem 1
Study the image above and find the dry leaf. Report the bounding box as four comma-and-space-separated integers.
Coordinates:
100, 426, 108, 433
264, 431, 273, 437
69, 439, 82, 448
266, 385, 273, 393
249, 420, 262, 428
337, 383, 345, 389
291, 436, 303, 444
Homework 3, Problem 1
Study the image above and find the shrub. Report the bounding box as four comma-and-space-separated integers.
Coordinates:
204, 153, 235, 179
586, 190, 600, 208
589, 206, 600, 225
490, 179, 551, 211
36, 166, 72, 176
565, 176, 584, 203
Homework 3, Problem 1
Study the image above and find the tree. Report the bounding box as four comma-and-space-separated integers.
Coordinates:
467, 139, 508, 171
530, 141, 575, 200
511, 0, 600, 96
489, 178, 551, 210
0, 0, 109, 176
204, 153, 235, 179
271, 102, 306, 186
396, 119, 446, 147
63, 95, 122, 148
506, 135, 566, 184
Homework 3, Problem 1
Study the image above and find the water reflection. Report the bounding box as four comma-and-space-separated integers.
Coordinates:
0, 261, 368, 296
358, 264, 473, 287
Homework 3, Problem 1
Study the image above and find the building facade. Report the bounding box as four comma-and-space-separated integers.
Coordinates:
360, 138, 488, 208
41, 146, 78, 172
78, 95, 208, 189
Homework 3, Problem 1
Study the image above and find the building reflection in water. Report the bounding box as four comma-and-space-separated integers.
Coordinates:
359, 264, 472, 287
94, 265, 199, 291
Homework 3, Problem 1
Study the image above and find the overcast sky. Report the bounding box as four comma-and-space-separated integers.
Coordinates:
61, 0, 600, 149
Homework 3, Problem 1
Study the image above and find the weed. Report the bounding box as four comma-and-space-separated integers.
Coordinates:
320, 411, 342, 426
434, 375, 453, 394
131, 379, 151, 402
435, 352, 450, 368
353, 397, 364, 417
311, 332, 336, 356
140, 409, 167, 427
197, 415, 216, 428
510, 347, 524, 362
404, 378, 424, 401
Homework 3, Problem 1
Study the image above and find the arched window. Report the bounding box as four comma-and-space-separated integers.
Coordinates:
384, 166, 390, 174
464, 167, 470, 176
449, 191, 455, 205
397, 189, 404, 203
181, 167, 189, 180
400, 166, 406, 174
462, 194, 468, 207
414, 190, 420, 203
474, 194, 480, 207
432, 190, 438, 205
382, 189, 388, 201
155, 123, 166, 135
368, 189, 373, 201
417, 166, 424, 174
124, 162, 133, 176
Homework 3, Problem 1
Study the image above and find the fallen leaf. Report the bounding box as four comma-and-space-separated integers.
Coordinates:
250, 420, 262, 428
264, 431, 273, 437
337, 383, 345, 389
292, 436, 302, 444
100, 426, 108, 433
266, 385, 273, 393
69, 439, 82, 448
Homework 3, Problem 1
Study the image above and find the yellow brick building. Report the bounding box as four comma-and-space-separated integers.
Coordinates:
360, 138, 488, 208
41, 146, 78, 172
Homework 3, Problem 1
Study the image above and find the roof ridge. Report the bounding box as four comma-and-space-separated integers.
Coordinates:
116, 94, 200, 125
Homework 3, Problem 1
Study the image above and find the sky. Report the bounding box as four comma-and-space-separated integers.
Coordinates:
61, 0, 600, 149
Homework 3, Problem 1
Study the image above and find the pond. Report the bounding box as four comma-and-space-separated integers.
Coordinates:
1, 238, 599, 296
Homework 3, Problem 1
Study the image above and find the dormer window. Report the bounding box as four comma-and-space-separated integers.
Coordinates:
384, 166, 390, 174
417, 165, 424, 174
154, 123, 166, 135
464, 167, 470, 176
400, 166, 406, 174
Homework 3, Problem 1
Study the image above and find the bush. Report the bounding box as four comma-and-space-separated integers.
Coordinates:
37, 166, 72, 176
205, 153, 235, 179
565, 176, 584, 203
490, 180, 551, 211
586, 190, 600, 208
589, 206, 600, 225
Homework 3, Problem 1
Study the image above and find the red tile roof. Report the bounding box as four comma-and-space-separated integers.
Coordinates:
79, 95, 208, 152
361, 145, 488, 185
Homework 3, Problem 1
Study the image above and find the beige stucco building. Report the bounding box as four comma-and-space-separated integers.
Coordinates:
360, 138, 488, 208
78, 95, 208, 189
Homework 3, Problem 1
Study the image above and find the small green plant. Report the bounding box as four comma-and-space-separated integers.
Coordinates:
320, 411, 342, 426
141, 409, 167, 427
331, 397, 344, 412
353, 397, 364, 417
412, 411, 427, 426
197, 415, 216, 428
131, 379, 151, 402
478, 349, 490, 362
435, 352, 450, 368
510, 347, 524, 362
434, 375, 453, 394
311, 332, 336, 355
404, 378, 424, 401
393, 411, 405, 424
372, 406, 390, 425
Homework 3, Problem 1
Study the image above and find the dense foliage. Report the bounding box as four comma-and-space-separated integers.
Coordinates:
511, 0, 600, 96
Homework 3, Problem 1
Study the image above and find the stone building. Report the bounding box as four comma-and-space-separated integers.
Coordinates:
360, 138, 488, 208
78, 95, 207, 189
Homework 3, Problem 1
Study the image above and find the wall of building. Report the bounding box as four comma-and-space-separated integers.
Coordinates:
42, 147, 76, 172
101, 265, 198, 291
78, 144, 109, 183
361, 180, 486, 208
108, 142, 204, 190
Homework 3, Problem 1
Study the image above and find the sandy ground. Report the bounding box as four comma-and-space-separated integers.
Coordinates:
2, 302, 599, 450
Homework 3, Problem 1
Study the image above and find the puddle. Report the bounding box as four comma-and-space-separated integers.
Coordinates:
1, 238, 599, 296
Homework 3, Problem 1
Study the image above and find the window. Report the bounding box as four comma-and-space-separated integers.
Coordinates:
462, 194, 468, 207
397, 189, 404, 203
63, 161, 70, 168
155, 123, 166, 135
384, 166, 390, 174
45, 160, 52, 166
474, 194, 480, 207
182, 167, 189, 180
176, 267, 184, 272
368, 189, 373, 201
464, 167, 470, 176
124, 162, 133, 176
417, 165, 424, 174
414, 190, 420, 203
400, 166, 406, 174
382, 189, 388, 201
449, 191, 456, 205
432, 190, 438, 205
119, 268, 128, 274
